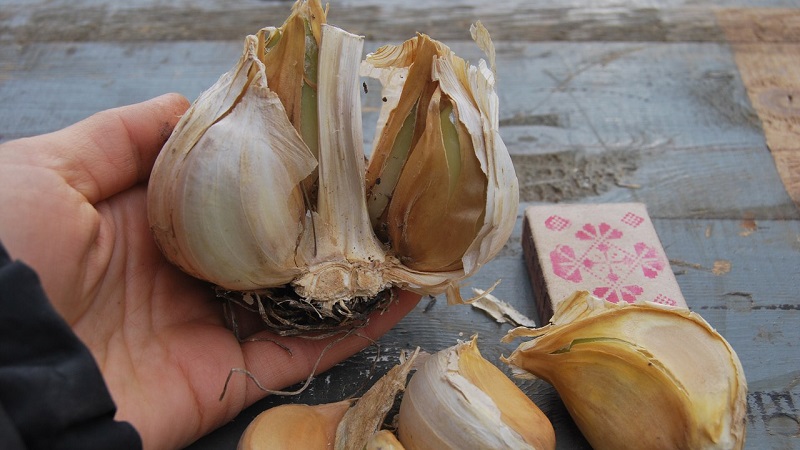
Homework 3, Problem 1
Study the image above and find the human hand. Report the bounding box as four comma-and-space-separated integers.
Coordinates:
0, 94, 421, 450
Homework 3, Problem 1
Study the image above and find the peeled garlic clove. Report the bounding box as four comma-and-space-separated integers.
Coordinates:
503, 291, 748, 450
238, 400, 352, 450
364, 23, 518, 276
397, 337, 555, 450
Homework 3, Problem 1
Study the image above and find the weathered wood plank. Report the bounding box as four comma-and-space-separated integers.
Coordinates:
0, 0, 784, 44
718, 9, 800, 208
654, 218, 800, 449
185, 216, 800, 449
1, 41, 765, 151
717, 8, 800, 43
2, 39, 795, 218
538, 145, 799, 220
1, 2, 797, 449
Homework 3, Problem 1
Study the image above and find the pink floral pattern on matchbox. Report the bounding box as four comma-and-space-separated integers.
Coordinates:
545, 215, 571, 231
621, 211, 645, 228
653, 294, 678, 306
546, 212, 674, 305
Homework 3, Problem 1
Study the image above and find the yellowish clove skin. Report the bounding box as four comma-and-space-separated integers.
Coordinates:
503, 291, 748, 450
397, 337, 555, 450
238, 400, 352, 450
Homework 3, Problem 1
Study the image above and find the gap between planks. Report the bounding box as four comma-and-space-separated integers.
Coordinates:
717, 8, 800, 209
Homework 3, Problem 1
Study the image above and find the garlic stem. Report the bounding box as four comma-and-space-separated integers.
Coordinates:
312, 25, 383, 262
294, 24, 390, 304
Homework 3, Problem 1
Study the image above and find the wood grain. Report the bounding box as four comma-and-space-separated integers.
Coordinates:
1, 2, 798, 448
0, 0, 794, 44
2, 40, 796, 219
718, 9, 800, 207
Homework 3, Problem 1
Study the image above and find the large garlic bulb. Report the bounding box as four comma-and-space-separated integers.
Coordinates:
147, 0, 518, 332
397, 337, 555, 449
503, 291, 748, 450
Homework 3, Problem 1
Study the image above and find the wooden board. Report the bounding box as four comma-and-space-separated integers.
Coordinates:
2, 40, 797, 220
718, 9, 800, 207
2, 1, 798, 448
1, 0, 797, 44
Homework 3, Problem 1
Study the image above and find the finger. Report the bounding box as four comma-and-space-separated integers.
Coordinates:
15, 93, 190, 204
240, 290, 422, 405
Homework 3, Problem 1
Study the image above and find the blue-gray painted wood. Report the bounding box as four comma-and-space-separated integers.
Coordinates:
1, 1, 798, 448
2, 41, 797, 219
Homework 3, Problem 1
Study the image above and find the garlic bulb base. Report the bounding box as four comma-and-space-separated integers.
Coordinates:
292, 260, 391, 304
219, 286, 396, 337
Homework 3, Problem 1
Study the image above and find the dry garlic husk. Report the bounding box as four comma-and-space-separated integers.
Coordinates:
238, 349, 419, 450
397, 337, 555, 449
147, 0, 518, 332
503, 291, 748, 450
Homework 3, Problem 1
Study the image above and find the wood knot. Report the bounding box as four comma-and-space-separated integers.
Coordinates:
757, 88, 800, 118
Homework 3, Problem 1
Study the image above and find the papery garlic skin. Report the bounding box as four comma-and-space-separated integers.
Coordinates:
503, 291, 748, 450
148, 35, 317, 291
397, 338, 555, 450
363, 23, 518, 279
147, 0, 518, 329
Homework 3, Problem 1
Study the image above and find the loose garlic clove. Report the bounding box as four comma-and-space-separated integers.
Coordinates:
239, 349, 420, 450
366, 430, 406, 449
238, 400, 352, 450
147, 1, 321, 292
147, 0, 518, 332
503, 291, 748, 450
397, 337, 555, 450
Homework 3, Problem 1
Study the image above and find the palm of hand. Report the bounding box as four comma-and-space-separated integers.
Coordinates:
0, 94, 419, 450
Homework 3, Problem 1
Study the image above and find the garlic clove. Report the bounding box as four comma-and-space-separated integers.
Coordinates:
384, 84, 487, 272
503, 291, 748, 450
237, 400, 352, 450
148, 35, 317, 290
366, 430, 406, 450
364, 24, 518, 279
259, 0, 326, 153
238, 350, 419, 450
397, 337, 555, 449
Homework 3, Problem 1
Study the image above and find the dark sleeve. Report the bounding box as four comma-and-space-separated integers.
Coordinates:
0, 242, 142, 450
